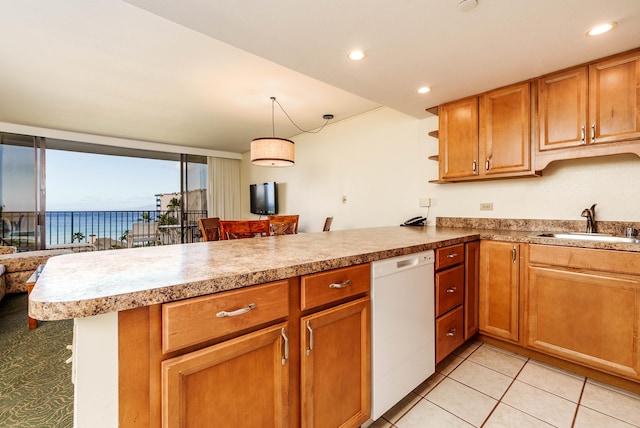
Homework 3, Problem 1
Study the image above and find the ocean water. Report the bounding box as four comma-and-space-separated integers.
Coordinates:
45, 211, 159, 245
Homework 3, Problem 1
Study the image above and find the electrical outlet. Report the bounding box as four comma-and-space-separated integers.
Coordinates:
480, 202, 493, 211
342, 195, 347, 204
419, 198, 431, 207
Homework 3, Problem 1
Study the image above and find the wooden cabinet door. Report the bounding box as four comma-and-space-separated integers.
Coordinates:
439, 96, 479, 180
301, 298, 370, 428
527, 266, 640, 380
538, 66, 589, 150
589, 51, 640, 144
464, 241, 480, 339
479, 241, 519, 342
161, 322, 290, 428
479, 82, 532, 176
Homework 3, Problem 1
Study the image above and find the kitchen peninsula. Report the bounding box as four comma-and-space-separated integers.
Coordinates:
29, 224, 640, 427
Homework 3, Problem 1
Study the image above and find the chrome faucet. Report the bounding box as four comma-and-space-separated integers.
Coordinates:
581, 204, 597, 233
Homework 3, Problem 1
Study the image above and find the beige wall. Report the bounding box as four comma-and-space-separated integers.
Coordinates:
242, 107, 640, 232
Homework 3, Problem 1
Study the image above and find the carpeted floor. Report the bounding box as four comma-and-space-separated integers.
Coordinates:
0, 293, 73, 427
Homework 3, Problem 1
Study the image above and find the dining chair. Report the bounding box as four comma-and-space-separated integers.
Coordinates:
198, 217, 221, 241
323, 216, 333, 232
267, 215, 299, 235
219, 220, 271, 240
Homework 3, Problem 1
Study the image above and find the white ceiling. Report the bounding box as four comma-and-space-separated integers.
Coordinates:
1, 0, 639, 155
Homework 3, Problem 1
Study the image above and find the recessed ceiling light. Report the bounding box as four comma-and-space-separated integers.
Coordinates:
457, 0, 478, 12
586, 22, 617, 36
348, 50, 366, 61
417, 86, 431, 94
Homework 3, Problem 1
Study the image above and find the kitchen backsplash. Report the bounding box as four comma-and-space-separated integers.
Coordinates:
436, 217, 640, 237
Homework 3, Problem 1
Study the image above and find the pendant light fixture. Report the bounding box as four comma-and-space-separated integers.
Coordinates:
251, 97, 333, 167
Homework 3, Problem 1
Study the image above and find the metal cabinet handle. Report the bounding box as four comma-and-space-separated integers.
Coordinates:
581, 126, 585, 143
306, 321, 313, 356
281, 327, 289, 366
329, 279, 352, 289
446, 286, 457, 293
216, 303, 256, 318
485, 159, 490, 171
591, 124, 595, 143
446, 253, 458, 258
472, 161, 477, 173
446, 328, 457, 337
512, 246, 517, 263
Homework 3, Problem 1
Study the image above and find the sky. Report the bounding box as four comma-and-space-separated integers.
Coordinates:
46, 150, 181, 211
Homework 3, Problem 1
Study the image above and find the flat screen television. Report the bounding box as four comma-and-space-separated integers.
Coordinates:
250, 182, 278, 215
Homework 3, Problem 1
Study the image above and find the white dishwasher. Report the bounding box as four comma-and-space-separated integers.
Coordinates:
370, 250, 435, 421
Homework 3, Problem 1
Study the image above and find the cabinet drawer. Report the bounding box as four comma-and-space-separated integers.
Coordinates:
301, 264, 370, 311
435, 265, 464, 317
435, 244, 464, 271
436, 306, 464, 364
162, 280, 289, 354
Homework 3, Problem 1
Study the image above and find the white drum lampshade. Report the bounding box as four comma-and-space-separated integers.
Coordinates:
250, 137, 295, 167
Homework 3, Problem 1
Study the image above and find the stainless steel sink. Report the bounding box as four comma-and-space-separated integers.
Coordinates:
534, 232, 640, 244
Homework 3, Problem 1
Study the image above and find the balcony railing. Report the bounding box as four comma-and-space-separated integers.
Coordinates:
0, 210, 207, 252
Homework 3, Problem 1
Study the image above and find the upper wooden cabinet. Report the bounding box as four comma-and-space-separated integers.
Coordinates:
536, 49, 640, 169
439, 82, 534, 181
439, 96, 478, 180
538, 66, 589, 151
590, 51, 640, 144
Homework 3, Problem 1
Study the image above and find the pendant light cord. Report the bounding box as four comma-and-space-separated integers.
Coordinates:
271, 97, 331, 135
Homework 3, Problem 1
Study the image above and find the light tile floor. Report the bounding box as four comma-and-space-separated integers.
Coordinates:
368, 342, 640, 428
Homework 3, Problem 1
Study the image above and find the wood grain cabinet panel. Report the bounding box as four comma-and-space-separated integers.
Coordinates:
479, 82, 532, 176
434, 242, 478, 363
525, 245, 640, 381
301, 264, 370, 311
538, 66, 589, 151
527, 267, 640, 379
439, 96, 479, 180
464, 241, 480, 339
438, 82, 534, 181
536, 49, 640, 170
479, 241, 520, 343
589, 51, 640, 144
162, 280, 289, 354
435, 306, 464, 364
435, 265, 464, 317
435, 244, 465, 270
301, 298, 370, 428
161, 322, 290, 428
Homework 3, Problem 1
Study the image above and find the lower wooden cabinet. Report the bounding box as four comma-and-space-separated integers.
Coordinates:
479, 241, 520, 343
526, 245, 640, 381
118, 265, 372, 428
301, 298, 371, 428
161, 322, 290, 427
435, 305, 464, 363
464, 241, 480, 339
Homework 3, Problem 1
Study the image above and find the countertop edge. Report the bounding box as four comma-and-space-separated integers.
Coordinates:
29, 226, 640, 321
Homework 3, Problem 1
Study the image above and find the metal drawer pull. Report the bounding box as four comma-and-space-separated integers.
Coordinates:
216, 303, 257, 318
281, 327, 289, 365
306, 321, 313, 356
446, 328, 457, 337
446, 286, 457, 293
446, 253, 458, 258
329, 279, 352, 289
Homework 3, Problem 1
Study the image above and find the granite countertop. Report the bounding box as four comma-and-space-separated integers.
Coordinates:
29, 225, 640, 321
